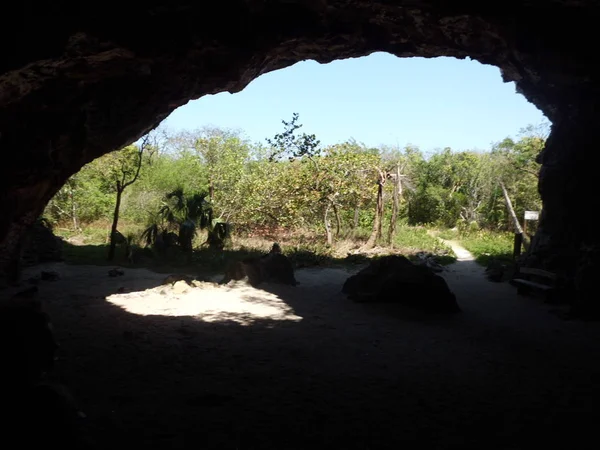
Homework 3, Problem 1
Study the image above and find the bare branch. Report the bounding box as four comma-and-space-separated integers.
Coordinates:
122, 135, 148, 190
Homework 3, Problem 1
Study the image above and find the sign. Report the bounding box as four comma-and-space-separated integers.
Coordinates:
524, 210, 539, 221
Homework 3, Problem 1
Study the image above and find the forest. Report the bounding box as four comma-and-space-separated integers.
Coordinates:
43, 113, 548, 272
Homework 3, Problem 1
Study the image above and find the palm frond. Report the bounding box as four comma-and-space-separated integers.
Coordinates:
141, 224, 159, 247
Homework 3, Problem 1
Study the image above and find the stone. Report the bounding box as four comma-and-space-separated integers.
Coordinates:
0, 293, 90, 448
108, 268, 124, 277
0, 291, 59, 386
221, 259, 265, 287
260, 252, 300, 286
162, 273, 194, 286
414, 251, 444, 273
342, 255, 460, 313
20, 220, 63, 267
221, 243, 298, 287
172, 280, 190, 295
41, 271, 60, 281
485, 258, 507, 282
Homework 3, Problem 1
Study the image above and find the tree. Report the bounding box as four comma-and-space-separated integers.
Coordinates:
379, 145, 418, 245
143, 187, 231, 260
266, 113, 321, 164
106, 135, 154, 261
490, 129, 544, 230
165, 127, 250, 223
160, 189, 213, 254
362, 167, 387, 249
44, 161, 115, 227
263, 113, 327, 236
387, 162, 402, 245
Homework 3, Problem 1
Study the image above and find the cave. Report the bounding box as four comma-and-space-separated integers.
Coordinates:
3, 2, 600, 446
2, 2, 599, 297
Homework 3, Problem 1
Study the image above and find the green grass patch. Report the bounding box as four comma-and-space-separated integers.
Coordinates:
60, 239, 369, 277
458, 231, 514, 266
394, 226, 456, 260
436, 228, 459, 240
62, 243, 113, 265
60, 224, 459, 275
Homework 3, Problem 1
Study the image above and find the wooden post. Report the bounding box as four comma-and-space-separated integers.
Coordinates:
500, 181, 530, 250
513, 233, 523, 259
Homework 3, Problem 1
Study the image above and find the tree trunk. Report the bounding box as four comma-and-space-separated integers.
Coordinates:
209, 179, 214, 201
333, 202, 341, 237
70, 186, 79, 231
324, 203, 333, 246
500, 181, 530, 249
376, 184, 384, 238
353, 206, 359, 230
108, 187, 123, 261
363, 172, 385, 249
388, 163, 400, 246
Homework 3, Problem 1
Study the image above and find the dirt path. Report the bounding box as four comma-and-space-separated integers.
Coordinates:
439, 238, 476, 262
5, 259, 600, 449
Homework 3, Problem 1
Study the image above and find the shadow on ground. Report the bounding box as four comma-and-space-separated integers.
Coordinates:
6, 258, 600, 449
60, 241, 456, 277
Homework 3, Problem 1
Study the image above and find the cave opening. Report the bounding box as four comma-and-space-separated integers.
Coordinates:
2, 2, 600, 447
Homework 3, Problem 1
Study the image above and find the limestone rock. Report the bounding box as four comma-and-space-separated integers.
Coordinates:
20, 220, 63, 267
221, 244, 298, 287
172, 280, 190, 295
342, 255, 460, 313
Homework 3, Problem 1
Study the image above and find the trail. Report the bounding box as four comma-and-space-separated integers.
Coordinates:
439, 238, 476, 262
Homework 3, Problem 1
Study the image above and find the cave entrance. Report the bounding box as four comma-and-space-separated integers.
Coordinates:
6, 20, 600, 446
39, 53, 548, 293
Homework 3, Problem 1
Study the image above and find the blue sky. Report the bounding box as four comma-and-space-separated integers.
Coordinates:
163, 52, 547, 153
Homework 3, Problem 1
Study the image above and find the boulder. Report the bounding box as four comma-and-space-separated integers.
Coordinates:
259, 252, 299, 286
342, 255, 460, 313
172, 280, 190, 295
20, 220, 64, 267
221, 243, 298, 287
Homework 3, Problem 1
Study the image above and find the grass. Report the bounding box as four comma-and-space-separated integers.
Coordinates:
57, 223, 461, 274
457, 231, 514, 266
60, 240, 371, 277
393, 226, 457, 264
54, 219, 146, 245
436, 228, 459, 240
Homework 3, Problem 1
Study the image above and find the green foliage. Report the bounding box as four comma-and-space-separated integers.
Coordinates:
143, 188, 215, 252
406, 128, 543, 232
394, 226, 455, 257
266, 112, 321, 161
459, 231, 514, 266
44, 165, 113, 225
46, 120, 547, 268
436, 228, 459, 240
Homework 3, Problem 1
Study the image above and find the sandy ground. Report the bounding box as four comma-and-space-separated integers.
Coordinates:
5, 244, 600, 449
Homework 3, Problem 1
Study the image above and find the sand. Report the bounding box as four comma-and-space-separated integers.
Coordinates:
5, 244, 600, 449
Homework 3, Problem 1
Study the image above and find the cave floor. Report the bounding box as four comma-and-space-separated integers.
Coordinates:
14, 258, 600, 449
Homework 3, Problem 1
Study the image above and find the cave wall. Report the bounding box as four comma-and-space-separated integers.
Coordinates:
2, 1, 599, 294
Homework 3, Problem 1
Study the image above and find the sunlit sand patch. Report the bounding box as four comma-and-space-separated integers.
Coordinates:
106, 281, 302, 325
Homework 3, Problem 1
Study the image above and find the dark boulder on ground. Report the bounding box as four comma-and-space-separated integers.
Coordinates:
342, 255, 460, 313
1, 290, 93, 449
485, 258, 507, 282
221, 243, 299, 287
